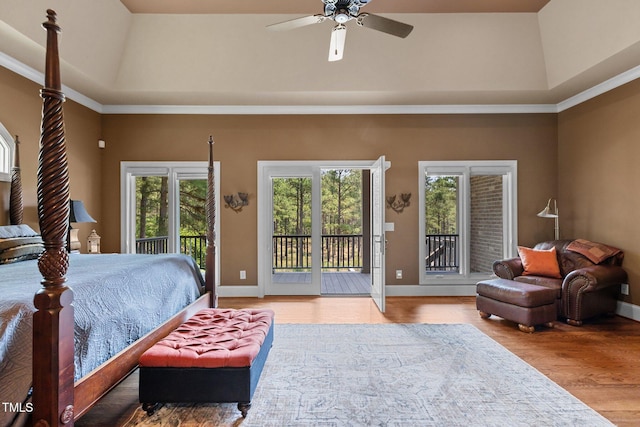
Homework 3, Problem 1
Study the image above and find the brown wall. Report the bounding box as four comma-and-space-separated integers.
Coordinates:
4, 59, 639, 301
101, 113, 558, 286
559, 79, 640, 306
0, 66, 102, 247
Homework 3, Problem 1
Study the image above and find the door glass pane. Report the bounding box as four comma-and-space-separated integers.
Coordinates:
470, 174, 503, 274
424, 174, 459, 273
272, 177, 312, 284
320, 169, 368, 295
135, 176, 169, 254
179, 178, 207, 270
321, 169, 364, 271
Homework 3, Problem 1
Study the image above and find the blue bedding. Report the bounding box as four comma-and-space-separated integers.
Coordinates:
0, 253, 204, 427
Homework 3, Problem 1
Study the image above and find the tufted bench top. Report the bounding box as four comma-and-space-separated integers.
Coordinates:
139, 308, 275, 369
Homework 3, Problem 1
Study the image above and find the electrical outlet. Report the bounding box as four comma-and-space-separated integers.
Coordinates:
621, 283, 629, 295
240, 270, 246, 280
396, 270, 403, 280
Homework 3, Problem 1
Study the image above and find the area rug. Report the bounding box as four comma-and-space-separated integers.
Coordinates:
123, 323, 613, 427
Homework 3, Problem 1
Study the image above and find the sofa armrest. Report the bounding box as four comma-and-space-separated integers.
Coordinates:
564, 265, 628, 293
492, 258, 524, 280
562, 265, 627, 323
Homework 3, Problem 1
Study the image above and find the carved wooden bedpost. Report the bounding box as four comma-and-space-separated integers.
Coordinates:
206, 136, 217, 308
9, 135, 23, 225
32, 9, 75, 427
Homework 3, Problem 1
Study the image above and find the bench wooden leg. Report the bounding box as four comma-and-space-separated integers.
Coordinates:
142, 402, 163, 416
238, 402, 251, 418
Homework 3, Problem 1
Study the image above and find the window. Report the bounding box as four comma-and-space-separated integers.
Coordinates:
418, 161, 517, 284
120, 162, 220, 276
0, 123, 13, 182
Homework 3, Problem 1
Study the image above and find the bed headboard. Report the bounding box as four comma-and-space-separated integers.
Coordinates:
0, 181, 8, 225
10, 136, 22, 225
0, 132, 21, 226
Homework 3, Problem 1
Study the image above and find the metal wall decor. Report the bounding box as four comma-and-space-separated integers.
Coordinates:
386, 193, 411, 213
224, 192, 249, 213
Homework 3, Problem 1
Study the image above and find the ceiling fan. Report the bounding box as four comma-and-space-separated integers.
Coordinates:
267, 0, 414, 62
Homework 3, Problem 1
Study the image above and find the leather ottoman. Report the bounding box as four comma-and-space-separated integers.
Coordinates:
476, 278, 556, 333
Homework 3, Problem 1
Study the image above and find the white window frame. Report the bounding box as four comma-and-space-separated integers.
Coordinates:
120, 161, 221, 281
0, 122, 13, 182
418, 160, 518, 285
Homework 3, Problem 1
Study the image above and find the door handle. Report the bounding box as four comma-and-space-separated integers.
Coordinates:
373, 235, 385, 255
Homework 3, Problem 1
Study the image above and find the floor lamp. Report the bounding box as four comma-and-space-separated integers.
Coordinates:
537, 198, 559, 240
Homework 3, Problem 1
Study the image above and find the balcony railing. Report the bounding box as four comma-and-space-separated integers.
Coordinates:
135, 233, 457, 274
426, 234, 459, 272
136, 235, 207, 268
272, 234, 363, 271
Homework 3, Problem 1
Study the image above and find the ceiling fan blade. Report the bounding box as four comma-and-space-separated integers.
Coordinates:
357, 13, 413, 38
328, 24, 347, 62
267, 14, 327, 31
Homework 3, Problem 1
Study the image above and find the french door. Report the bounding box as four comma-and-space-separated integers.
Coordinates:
267, 169, 321, 295
120, 162, 221, 283
258, 160, 387, 309
370, 156, 387, 312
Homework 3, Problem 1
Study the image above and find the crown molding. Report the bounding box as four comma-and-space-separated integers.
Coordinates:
100, 103, 558, 115
556, 64, 640, 112
0, 52, 103, 113
2, 51, 639, 115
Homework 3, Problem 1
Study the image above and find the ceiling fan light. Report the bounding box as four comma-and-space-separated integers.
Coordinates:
335, 12, 350, 24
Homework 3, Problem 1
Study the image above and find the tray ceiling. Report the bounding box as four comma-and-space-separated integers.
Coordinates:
120, 0, 551, 14
2, 0, 639, 113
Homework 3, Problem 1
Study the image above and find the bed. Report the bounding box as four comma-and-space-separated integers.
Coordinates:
0, 251, 204, 427
0, 9, 217, 427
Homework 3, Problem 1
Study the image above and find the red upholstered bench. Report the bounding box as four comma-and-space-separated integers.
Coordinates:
138, 308, 275, 417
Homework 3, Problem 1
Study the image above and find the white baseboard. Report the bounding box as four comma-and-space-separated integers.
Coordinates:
616, 300, 640, 322
217, 286, 261, 298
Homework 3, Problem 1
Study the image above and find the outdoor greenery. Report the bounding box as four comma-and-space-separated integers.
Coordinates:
137, 176, 168, 239
136, 176, 207, 268
271, 170, 364, 271
136, 171, 363, 240
272, 177, 312, 236
321, 169, 362, 235
424, 175, 458, 234
271, 169, 363, 236
135, 176, 207, 238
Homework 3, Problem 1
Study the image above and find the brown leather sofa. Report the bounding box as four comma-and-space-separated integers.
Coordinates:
492, 240, 627, 325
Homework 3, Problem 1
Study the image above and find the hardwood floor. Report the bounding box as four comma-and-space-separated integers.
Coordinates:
77, 296, 640, 426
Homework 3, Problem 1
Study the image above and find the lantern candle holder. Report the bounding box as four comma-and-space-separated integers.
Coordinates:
87, 229, 101, 254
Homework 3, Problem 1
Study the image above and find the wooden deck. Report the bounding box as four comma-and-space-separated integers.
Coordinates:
272, 272, 371, 295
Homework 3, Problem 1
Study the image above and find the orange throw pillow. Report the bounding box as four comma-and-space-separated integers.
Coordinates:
518, 246, 562, 278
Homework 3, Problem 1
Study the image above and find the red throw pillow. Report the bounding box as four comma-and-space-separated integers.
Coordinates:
518, 246, 562, 278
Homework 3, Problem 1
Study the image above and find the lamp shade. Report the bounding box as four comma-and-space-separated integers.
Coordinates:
69, 200, 96, 223
536, 198, 558, 218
